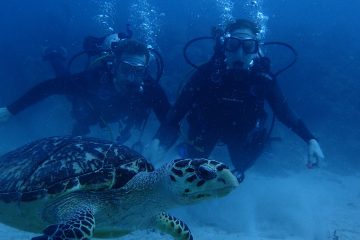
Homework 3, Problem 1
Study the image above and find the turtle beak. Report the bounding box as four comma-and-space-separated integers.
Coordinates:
197, 165, 217, 180
213, 168, 239, 197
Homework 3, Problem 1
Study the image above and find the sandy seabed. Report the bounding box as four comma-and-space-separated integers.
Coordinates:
1, 170, 359, 240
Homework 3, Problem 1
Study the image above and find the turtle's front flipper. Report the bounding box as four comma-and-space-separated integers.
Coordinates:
32, 208, 95, 240
155, 212, 193, 240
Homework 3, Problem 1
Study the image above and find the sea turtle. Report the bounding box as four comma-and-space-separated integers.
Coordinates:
0, 136, 239, 240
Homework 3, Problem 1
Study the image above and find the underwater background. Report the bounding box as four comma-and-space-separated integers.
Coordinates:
0, 0, 359, 239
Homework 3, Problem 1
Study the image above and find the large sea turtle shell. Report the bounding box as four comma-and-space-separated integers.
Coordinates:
0, 136, 154, 203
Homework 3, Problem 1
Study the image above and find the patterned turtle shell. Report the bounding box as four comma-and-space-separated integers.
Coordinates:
0, 136, 154, 203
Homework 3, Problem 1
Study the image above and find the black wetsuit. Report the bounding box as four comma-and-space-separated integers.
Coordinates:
156, 60, 315, 174
7, 65, 170, 138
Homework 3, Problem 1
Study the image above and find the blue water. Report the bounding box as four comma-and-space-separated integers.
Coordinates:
0, 0, 359, 239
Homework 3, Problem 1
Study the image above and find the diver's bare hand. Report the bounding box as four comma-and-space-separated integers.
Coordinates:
0, 107, 12, 123
307, 139, 324, 169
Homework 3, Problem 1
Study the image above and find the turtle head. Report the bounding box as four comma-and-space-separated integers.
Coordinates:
164, 158, 239, 204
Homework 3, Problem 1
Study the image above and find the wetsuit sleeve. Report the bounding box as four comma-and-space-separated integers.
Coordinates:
150, 83, 171, 123
156, 70, 204, 149
266, 78, 316, 143
7, 75, 80, 115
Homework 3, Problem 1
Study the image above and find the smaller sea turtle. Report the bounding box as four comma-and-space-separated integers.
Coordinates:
0, 136, 239, 240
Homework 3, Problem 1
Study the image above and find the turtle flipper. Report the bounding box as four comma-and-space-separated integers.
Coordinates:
32, 208, 95, 240
155, 212, 193, 240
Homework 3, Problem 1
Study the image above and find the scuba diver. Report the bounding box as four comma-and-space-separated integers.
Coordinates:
0, 37, 170, 147
154, 19, 324, 181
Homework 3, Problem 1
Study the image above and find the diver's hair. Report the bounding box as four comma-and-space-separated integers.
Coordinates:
113, 39, 150, 63
225, 19, 260, 35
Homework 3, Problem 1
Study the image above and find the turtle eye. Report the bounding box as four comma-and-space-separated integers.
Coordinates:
197, 165, 217, 180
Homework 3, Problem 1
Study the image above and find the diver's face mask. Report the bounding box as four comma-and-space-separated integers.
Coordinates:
225, 38, 259, 54
224, 29, 260, 70
113, 54, 147, 92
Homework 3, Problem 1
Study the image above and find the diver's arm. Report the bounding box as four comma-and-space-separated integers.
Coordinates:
6, 75, 79, 115
155, 70, 204, 149
267, 79, 324, 166
150, 82, 171, 123
169, 70, 204, 124
266, 79, 315, 142
141, 83, 171, 162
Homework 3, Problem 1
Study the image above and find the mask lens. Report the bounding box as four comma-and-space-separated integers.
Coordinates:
225, 37, 258, 54
225, 38, 242, 52
242, 39, 258, 54
118, 62, 146, 80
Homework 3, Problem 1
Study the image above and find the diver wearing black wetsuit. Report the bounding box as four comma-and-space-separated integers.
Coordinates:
5, 40, 170, 141
157, 60, 314, 173
7, 66, 169, 134
155, 19, 323, 180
